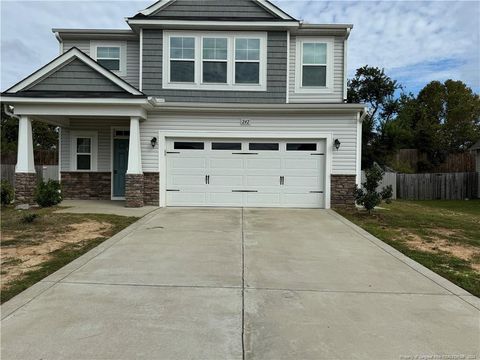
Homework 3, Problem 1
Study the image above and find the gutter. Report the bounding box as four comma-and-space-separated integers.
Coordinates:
3, 104, 19, 119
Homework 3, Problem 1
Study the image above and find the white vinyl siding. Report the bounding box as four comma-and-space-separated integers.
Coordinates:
140, 113, 359, 175
289, 35, 344, 103
60, 119, 129, 172
62, 39, 140, 88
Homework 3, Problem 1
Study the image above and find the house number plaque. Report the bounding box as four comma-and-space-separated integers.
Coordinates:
240, 119, 251, 126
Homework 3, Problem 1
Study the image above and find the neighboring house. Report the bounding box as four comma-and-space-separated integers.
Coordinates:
470, 140, 480, 198
2, 0, 365, 209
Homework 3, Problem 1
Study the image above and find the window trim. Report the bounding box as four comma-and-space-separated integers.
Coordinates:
163, 30, 267, 91
294, 37, 334, 94
90, 41, 127, 77
70, 131, 98, 171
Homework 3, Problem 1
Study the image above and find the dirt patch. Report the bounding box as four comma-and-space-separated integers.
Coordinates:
1, 221, 112, 288
395, 230, 480, 272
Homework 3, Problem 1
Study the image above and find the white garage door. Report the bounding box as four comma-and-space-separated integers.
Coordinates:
166, 139, 326, 208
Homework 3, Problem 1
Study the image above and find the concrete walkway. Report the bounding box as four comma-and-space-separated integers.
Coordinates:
1, 208, 479, 359
55, 200, 158, 217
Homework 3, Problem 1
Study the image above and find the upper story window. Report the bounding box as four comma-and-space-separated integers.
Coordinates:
235, 38, 260, 84
163, 31, 267, 91
170, 37, 195, 82
295, 37, 334, 93
90, 41, 127, 76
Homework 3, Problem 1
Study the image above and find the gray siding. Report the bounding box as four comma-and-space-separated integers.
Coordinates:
140, 112, 359, 175
142, 30, 287, 103
60, 118, 130, 172
62, 39, 140, 88
289, 35, 345, 103
27, 59, 124, 92
151, 0, 276, 19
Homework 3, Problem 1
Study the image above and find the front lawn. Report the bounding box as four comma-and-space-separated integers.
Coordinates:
1, 206, 138, 304
336, 200, 480, 297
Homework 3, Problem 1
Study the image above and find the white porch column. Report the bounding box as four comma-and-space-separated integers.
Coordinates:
16, 115, 36, 173
126, 116, 143, 174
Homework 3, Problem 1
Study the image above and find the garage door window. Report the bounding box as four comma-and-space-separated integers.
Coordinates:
212, 142, 242, 150
287, 143, 317, 151
249, 143, 279, 151
174, 142, 204, 150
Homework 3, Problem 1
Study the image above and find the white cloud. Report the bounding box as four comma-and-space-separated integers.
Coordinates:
274, 0, 480, 92
1, 0, 479, 93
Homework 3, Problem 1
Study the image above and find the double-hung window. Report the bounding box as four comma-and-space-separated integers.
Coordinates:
70, 131, 98, 171
202, 38, 228, 83
164, 31, 266, 91
96, 47, 120, 71
295, 37, 333, 92
235, 38, 260, 84
90, 41, 126, 76
170, 37, 195, 83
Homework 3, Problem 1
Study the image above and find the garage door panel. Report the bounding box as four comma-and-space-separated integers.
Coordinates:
168, 157, 207, 169
283, 193, 325, 208
283, 158, 321, 170
209, 175, 244, 186
209, 192, 243, 206
245, 158, 282, 170
169, 174, 206, 186
209, 158, 243, 169
284, 176, 323, 188
166, 192, 207, 206
246, 175, 280, 186
245, 193, 281, 207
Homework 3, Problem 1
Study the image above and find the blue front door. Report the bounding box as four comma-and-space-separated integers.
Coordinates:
113, 139, 129, 197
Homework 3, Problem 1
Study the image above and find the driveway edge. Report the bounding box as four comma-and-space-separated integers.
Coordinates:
327, 210, 479, 310
1, 208, 162, 320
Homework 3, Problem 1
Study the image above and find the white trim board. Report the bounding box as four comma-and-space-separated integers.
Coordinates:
157, 130, 333, 209
6, 47, 142, 95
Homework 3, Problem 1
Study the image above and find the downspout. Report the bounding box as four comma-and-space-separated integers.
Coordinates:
343, 28, 351, 102
54, 31, 63, 55
4, 104, 19, 120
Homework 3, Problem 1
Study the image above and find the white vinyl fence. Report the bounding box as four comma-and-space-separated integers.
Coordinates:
360, 171, 397, 200
0, 164, 59, 186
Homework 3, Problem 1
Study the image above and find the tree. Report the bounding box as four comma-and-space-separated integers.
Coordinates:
394, 80, 480, 171
355, 164, 393, 214
1, 105, 58, 155
347, 66, 401, 168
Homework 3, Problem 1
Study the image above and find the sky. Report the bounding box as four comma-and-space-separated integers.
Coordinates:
1, 0, 479, 94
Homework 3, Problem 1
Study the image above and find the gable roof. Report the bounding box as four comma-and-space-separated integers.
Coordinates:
5, 47, 143, 96
135, 0, 296, 21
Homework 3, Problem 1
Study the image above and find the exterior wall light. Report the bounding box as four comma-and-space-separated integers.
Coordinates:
334, 139, 341, 150
151, 137, 157, 148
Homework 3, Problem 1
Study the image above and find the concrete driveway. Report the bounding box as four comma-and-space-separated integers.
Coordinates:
1, 208, 479, 359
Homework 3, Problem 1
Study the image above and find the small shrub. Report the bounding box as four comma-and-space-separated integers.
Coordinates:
21, 213, 38, 224
1, 180, 14, 206
355, 164, 393, 213
34, 180, 62, 207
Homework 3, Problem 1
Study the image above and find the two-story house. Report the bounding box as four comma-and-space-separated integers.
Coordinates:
3, 0, 365, 209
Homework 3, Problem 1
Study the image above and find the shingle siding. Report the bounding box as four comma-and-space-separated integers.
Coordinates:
150, 0, 276, 19
27, 59, 124, 92
142, 30, 287, 103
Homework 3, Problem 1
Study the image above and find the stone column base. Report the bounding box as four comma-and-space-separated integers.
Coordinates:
331, 174, 356, 208
125, 173, 144, 208
15, 172, 37, 204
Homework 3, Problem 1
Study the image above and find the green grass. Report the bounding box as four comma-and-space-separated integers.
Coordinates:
336, 200, 480, 297
1, 206, 139, 304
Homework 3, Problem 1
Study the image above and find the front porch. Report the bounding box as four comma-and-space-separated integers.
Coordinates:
7, 105, 156, 208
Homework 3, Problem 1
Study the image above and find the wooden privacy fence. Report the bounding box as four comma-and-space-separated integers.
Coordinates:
1, 165, 59, 186
361, 171, 397, 200
397, 172, 478, 200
